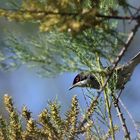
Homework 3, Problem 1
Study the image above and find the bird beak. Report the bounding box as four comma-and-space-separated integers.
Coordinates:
69, 80, 88, 90
69, 84, 77, 90
69, 82, 82, 90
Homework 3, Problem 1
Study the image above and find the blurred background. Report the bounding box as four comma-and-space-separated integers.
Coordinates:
0, 0, 140, 139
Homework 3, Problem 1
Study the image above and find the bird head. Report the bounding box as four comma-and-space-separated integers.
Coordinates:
69, 72, 100, 90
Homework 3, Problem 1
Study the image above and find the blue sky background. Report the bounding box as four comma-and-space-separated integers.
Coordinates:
0, 1, 140, 139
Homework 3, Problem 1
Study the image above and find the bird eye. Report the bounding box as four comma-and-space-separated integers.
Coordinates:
73, 75, 80, 84
76, 77, 80, 82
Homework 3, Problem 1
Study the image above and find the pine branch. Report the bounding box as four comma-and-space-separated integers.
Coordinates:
78, 20, 140, 132
0, 8, 140, 21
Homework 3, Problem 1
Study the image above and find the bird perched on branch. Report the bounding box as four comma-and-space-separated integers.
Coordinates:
69, 51, 140, 90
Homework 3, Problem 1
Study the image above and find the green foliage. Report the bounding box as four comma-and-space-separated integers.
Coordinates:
0, 0, 138, 139
3, 28, 120, 76
3, 94, 22, 140
0, 116, 8, 140
0, 0, 118, 33
0, 0, 126, 76
0, 94, 118, 140
65, 96, 79, 139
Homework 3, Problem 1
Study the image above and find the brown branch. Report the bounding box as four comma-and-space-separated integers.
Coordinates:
119, 98, 140, 139
78, 22, 140, 131
112, 94, 131, 140
0, 8, 140, 21
97, 14, 138, 20
78, 92, 100, 129
99, 23, 140, 93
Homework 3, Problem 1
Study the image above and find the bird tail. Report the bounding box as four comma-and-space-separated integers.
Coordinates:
129, 51, 140, 67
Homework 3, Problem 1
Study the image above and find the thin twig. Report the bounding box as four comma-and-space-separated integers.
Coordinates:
119, 98, 140, 139
109, 85, 138, 140
104, 90, 115, 140
129, 7, 140, 23
99, 23, 140, 93
98, 53, 115, 140
78, 92, 100, 129
82, 89, 89, 107
1, 8, 140, 21
112, 94, 131, 140
78, 21, 140, 131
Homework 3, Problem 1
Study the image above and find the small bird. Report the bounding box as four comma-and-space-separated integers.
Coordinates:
69, 51, 140, 90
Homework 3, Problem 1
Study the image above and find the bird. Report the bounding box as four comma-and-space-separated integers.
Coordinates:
69, 51, 140, 90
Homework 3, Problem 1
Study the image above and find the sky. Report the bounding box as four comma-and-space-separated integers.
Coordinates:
0, 1, 140, 139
